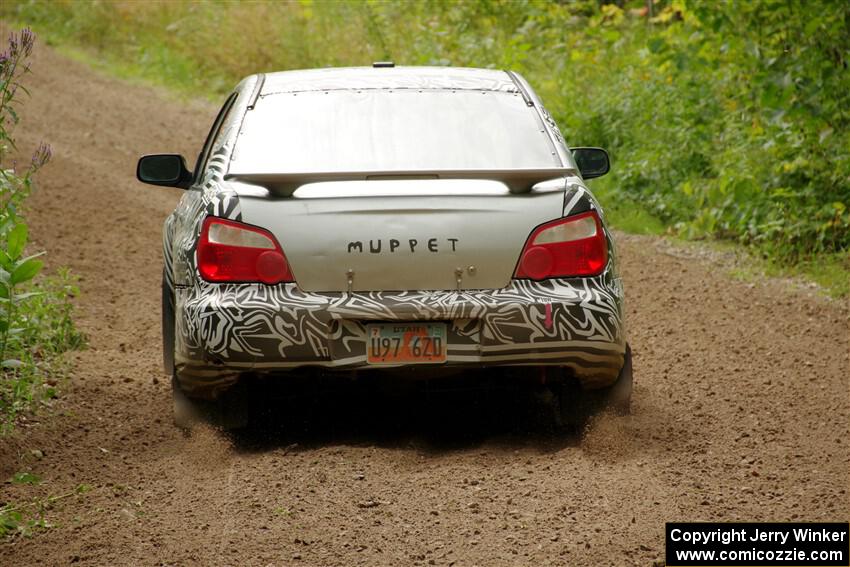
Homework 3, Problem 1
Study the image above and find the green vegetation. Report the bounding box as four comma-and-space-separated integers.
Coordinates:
10, 471, 42, 485
0, 481, 92, 538
2, 0, 847, 294
730, 250, 850, 298
0, 28, 84, 431
592, 177, 667, 236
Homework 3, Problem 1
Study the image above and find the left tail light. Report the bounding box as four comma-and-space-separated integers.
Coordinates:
514, 210, 608, 280
197, 216, 294, 284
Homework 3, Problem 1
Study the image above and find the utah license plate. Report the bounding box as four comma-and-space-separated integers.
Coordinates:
366, 323, 447, 364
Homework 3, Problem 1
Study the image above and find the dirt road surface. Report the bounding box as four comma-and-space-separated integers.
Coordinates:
1, 41, 848, 567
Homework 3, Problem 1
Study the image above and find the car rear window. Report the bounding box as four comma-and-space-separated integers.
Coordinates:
229, 89, 558, 174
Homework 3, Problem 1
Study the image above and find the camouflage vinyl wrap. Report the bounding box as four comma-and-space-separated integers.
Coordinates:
162, 72, 627, 397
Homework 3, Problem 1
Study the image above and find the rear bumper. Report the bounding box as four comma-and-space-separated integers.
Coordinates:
174, 274, 626, 396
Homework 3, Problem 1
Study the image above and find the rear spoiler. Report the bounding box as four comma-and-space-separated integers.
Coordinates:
224, 168, 574, 196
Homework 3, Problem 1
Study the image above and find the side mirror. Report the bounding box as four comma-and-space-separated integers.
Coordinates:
136, 154, 192, 189
571, 147, 610, 180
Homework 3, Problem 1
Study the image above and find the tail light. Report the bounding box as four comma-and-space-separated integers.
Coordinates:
197, 216, 294, 284
514, 211, 608, 280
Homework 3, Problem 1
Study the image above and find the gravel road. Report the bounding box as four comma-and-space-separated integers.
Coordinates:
1, 41, 848, 567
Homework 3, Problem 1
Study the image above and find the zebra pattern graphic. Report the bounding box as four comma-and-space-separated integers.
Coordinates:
172, 266, 626, 396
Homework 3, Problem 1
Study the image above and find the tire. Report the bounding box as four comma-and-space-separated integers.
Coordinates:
171, 375, 250, 431
162, 267, 192, 428
558, 345, 633, 430
162, 268, 176, 376
172, 373, 203, 430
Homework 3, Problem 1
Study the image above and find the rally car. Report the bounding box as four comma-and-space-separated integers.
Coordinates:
137, 64, 631, 429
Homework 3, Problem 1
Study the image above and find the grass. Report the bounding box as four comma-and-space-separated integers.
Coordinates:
667, 236, 850, 300
590, 178, 666, 237
38, 33, 217, 103
0, 269, 85, 432
790, 255, 850, 298
729, 253, 850, 300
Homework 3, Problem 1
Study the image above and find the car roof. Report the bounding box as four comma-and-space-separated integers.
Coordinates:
259, 66, 520, 95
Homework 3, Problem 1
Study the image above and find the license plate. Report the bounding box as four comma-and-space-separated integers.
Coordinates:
366, 323, 447, 364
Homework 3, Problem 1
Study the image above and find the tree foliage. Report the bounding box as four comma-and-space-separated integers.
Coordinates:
3, 0, 849, 260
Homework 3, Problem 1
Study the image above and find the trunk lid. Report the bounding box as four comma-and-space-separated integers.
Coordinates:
236, 179, 565, 292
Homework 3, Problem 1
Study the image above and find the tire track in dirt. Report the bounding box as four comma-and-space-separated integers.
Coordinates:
1, 38, 848, 567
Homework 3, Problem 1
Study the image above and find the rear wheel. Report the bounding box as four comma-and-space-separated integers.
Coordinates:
161, 268, 175, 376
171, 374, 203, 429
558, 345, 632, 431
171, 375, 250, 431
163, 268, 249, 431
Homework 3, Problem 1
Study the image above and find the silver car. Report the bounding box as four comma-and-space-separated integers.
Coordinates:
137, 64, 631, 429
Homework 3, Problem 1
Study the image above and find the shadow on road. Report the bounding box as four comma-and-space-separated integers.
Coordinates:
222, 370, 582, 454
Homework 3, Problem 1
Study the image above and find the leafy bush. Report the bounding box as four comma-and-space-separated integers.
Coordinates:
2, 0, 848, 264
0, 27, 83, 430
556, 1, 850, 262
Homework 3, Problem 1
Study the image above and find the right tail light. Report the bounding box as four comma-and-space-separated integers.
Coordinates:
514, 211, 608, 280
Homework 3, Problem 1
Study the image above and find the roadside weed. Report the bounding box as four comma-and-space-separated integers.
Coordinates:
0, 27, 83, 431
0, 483, 92, 538
10, 471, 42, 485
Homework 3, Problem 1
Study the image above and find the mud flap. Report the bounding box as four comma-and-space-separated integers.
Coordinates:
558, 344, 632, 431
172, 375, 250, 431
